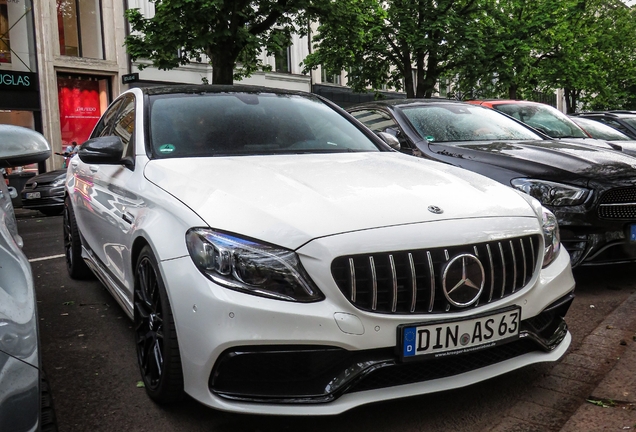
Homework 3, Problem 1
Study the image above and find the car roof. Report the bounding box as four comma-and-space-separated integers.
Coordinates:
139, 84, 314, 98
347, 98, 474, 110
575, 111, 636, 118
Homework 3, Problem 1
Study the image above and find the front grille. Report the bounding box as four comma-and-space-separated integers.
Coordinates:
599, 187, 636, 219
331, 235, 541, 315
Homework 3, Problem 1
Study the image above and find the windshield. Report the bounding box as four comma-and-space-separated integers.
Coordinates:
494, 103, 588, 139
571, 117, 630, 141
148, 92, 381, 158
400, 104, 542, 143
622, 117, 636, 129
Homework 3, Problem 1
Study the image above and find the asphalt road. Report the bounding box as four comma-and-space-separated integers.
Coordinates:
17, 210, 636, 432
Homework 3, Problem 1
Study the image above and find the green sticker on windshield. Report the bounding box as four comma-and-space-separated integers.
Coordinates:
158, 144, 175, 154
425, 136, 435, 142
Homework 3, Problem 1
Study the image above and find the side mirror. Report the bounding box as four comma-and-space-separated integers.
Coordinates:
7, 186, 17, 199
376, 132, 401, 151
79, 136, 125, 165
0, 125, 51, 167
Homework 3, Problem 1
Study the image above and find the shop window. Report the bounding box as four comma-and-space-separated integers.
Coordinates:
0, 2, 10, 63
57, 74, 109, 147
275, 47, 290, 73
56, 0, 104, 59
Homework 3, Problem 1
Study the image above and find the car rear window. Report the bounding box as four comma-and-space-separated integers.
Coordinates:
148, 92, 381, 158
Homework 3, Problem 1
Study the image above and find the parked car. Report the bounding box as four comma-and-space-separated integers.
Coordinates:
571, 111, 636, 140
569, 115, 636, 146
348, 99, 636, 267
20, 169, 66, 216
466, 100, 626, 150
0, 125, 57, 431
64, 85, 574, 415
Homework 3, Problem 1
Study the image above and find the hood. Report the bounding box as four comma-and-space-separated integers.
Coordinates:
426, 139, 636, 185
607, 140, 636, 158
25, 169, 66, 185
144, 153, 537, 249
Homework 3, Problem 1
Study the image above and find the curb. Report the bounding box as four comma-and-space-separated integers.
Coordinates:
484, 291, 636, 432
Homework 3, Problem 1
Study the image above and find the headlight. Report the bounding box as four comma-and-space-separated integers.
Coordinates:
186, 228, 324, 302
541, 208, 561, 267
0, 319, 37, 359
511, 178, 590, 206
51, 177, 66, 187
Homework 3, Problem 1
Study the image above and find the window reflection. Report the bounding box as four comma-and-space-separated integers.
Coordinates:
56, 0, 104, 59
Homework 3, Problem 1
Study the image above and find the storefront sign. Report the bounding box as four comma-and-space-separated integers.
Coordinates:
57, 76, 104, 145
122, 73, 139, 84
0, 71, 38, 91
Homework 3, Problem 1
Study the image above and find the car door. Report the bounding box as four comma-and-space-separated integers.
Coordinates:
70, 94, 138, 292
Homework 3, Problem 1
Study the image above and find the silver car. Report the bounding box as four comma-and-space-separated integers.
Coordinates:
0, 125, 56, 431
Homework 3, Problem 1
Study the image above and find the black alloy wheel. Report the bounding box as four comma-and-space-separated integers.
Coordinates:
63, 197, 92, 279
134, 246, 184, 403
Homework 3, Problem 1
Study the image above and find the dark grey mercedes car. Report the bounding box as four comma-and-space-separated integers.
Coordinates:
348, 99, 636, 267
0, 125, 57, 431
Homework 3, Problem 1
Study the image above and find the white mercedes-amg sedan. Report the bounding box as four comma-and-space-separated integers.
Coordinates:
64, 85, 575, 415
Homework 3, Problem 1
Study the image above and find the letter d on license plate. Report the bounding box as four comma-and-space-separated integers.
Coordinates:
400, 306, 521, 360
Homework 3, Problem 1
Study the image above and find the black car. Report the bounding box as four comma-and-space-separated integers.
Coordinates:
573, 111, 636, 140
348, 99, 636, 267
20, 169, 66, 216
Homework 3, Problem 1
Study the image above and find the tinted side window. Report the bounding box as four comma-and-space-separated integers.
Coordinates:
112, 95, 135, 158
351, 109, 398, 133
91, 99, 123, 138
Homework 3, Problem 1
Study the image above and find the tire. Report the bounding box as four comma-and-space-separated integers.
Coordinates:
40, 372, 58, 432
63, 197, 93, 279
134, 245, 184, 404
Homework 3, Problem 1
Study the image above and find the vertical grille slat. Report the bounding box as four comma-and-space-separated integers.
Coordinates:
331, 234, 541, 315
408, 253, 417, 313
389, 255, 398, 313
498, 242, 506, 299
520, 238, 527, 285
369, 256, 377, 311
510, 240, 517, 293
348, 258, 356, 302
426, 251, 435, 313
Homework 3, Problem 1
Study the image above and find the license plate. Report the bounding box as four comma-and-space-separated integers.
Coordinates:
25, 192, 41, 199
400, 307, 521, 361
630, 225, 636, 242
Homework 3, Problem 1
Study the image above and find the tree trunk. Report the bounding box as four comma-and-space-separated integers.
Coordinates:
210, 47, 236, 85
508, 83, 518, 100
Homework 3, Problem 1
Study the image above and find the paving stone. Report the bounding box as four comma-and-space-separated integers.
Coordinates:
508, 401, 570, 429
518, 387, 583, 413
560, 401, 636, 432
591, 341, 636, 404
561, 353, 617, 373
549, 363, 603, 385
487, 416, 552, 432
535, 375, 594, 397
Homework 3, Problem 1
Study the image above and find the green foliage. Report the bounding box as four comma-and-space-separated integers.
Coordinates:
303, 0, 485, 98
125, 0, 314, 84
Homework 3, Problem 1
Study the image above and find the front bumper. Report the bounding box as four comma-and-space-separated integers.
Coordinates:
210, 292, 572, 403
160, 219, 575, 415
20, 186, 65, 211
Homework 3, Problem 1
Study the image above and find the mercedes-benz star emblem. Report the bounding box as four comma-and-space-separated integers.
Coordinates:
32, 182, 38, 189
442, 254, 485, 307
428, 205, 443, 214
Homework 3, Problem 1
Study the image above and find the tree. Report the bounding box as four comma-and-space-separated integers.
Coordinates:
303, 0, 485, 98
125, 0, 313, 84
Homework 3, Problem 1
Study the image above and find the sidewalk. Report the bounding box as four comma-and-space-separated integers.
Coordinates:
485, 291, 636, 432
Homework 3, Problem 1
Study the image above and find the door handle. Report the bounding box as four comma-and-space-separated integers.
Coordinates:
71, 161, 79, 168
89, 165, 99, 173
122, 212, 134, 224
